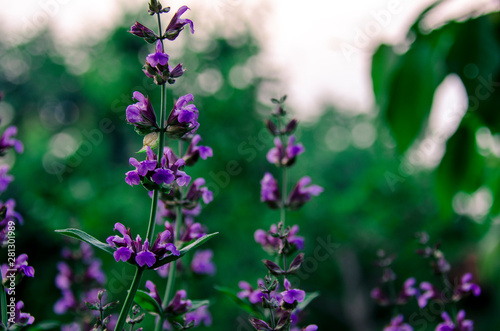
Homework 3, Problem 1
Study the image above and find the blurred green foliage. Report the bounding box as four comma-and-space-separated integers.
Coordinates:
0, 3, 499, 330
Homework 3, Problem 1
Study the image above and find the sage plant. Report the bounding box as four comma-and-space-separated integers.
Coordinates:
56, 1, 217, 330
0, 94, 35, 329
371, 233, 481, 331
231, 96, 321, 331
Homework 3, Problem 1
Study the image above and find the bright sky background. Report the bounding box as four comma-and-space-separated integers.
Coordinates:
0, 0, 498, 119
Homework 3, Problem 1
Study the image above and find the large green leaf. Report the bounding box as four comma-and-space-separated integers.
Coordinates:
55, 228, 114, 255
435, 121, 485, 215
134, 290, 162, 316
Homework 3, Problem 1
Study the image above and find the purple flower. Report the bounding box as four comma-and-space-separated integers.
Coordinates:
238, 280, 264, 304
145, 280, 162, 306
129, 21, 158, 43
371, 287, 390, 306
0, 165, 13, 193
454, 273, 481, 300
164, 6, 194, 40
186, 306, 212, 327
0, 126, 23, 156
418, 282, 439, 308
166, 289, 192, 316
255, 224, 304, 254
281, 278, 305, 305
383, 315, 413, 331
183, 134, 213, 166
54, 289, 76, 315
125, 91, 159, 134
266, 135, 304, 167
435, 310, 473, 331
107, 222, 180, 268
166, 94, 199, 138
1, 254, 34, 284
260, 173, 280, 209
0, 199, 24, 246
397, 277, 418, 304
185, 178, 213, 206
146, 40, 169, 67
287, 176, 323, 210
55, 262, 72, 290
191, 249, 216, 276
8, 301, 34, 327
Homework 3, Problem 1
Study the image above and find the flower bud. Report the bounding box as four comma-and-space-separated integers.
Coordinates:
138, 132, 159, 153
129, 22, 158, 43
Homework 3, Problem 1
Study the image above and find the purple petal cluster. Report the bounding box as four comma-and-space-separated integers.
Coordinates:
266, 135, 304, 167
190, 249, 216, 276
106, 222, 180, 268
254, 224, 304, 254
185, 178, 213, 206
143, 41, 184, 85
435, 310, 473, 331
418, 282, 439, 308
126, 91, 159, 134
125, 146, 191, 188
145, 281, 194, 317
1, 254, 34, 283
453, 273, 481, 300
185, 306, 212, 327
383, 315, 413, 331
166, 94, 199, 138
8, 301, 34, 327
0, 126, 23, 156
260, 173, 280, 209
397, 277, 418, 304
0, 165, 13, 193
287, 177, 323, 210
129, 21, 158, 43
281, 279, 305, 305
183, 134, 213, 166
238, 280, 264, 304
164, 6, 195, 40
0, 199, 24, 246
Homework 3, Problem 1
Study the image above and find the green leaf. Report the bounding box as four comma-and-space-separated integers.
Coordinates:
55, 228, 114, 255
435, 121, 484, 216
297, 291, 320, 312
188, 300, 210, 313
151, 232, 218, 268
215, 286, 264, 319
134, 290, 162, 316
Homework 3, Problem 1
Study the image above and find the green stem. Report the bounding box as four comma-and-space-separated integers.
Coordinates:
115, 268, 144, 331
161, 142, 184, 310
155, 316, 164, 331
0, 283, 7, 327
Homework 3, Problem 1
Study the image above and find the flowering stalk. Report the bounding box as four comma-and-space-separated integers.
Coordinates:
232, 96, 321, 331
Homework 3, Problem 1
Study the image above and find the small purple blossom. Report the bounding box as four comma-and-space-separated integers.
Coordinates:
0, 165, 13, 193
281, 278, 305, 305
418, 282, 439, 308
0, 199, 24, 246
1, 254, 34, 284
254, 224, 304, 254
166, 289, 192, 316
183, 134, 213, 166
260, 173, 280, 209
287, 176, 323, 210
54, 289, 76, 315
371, 287, 390, 306
166, 94, 199, 138
397, 277, 418, 304
185, 178, 213, 205
0, 126, 23, 155
146, 40, 169, 67
435, 310, 473, 331
129, 21, 158, 43
164, 6, 195, 40
383, 315, 413, 331
266, 135, 304, 167
8, 301, 34, 327
238, 280, 264, 304
186, 306, 212, 327
191, 249, 216, 276
107, 222, 180, 268
125, 91, 159, 134
454, 273, 481, 300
